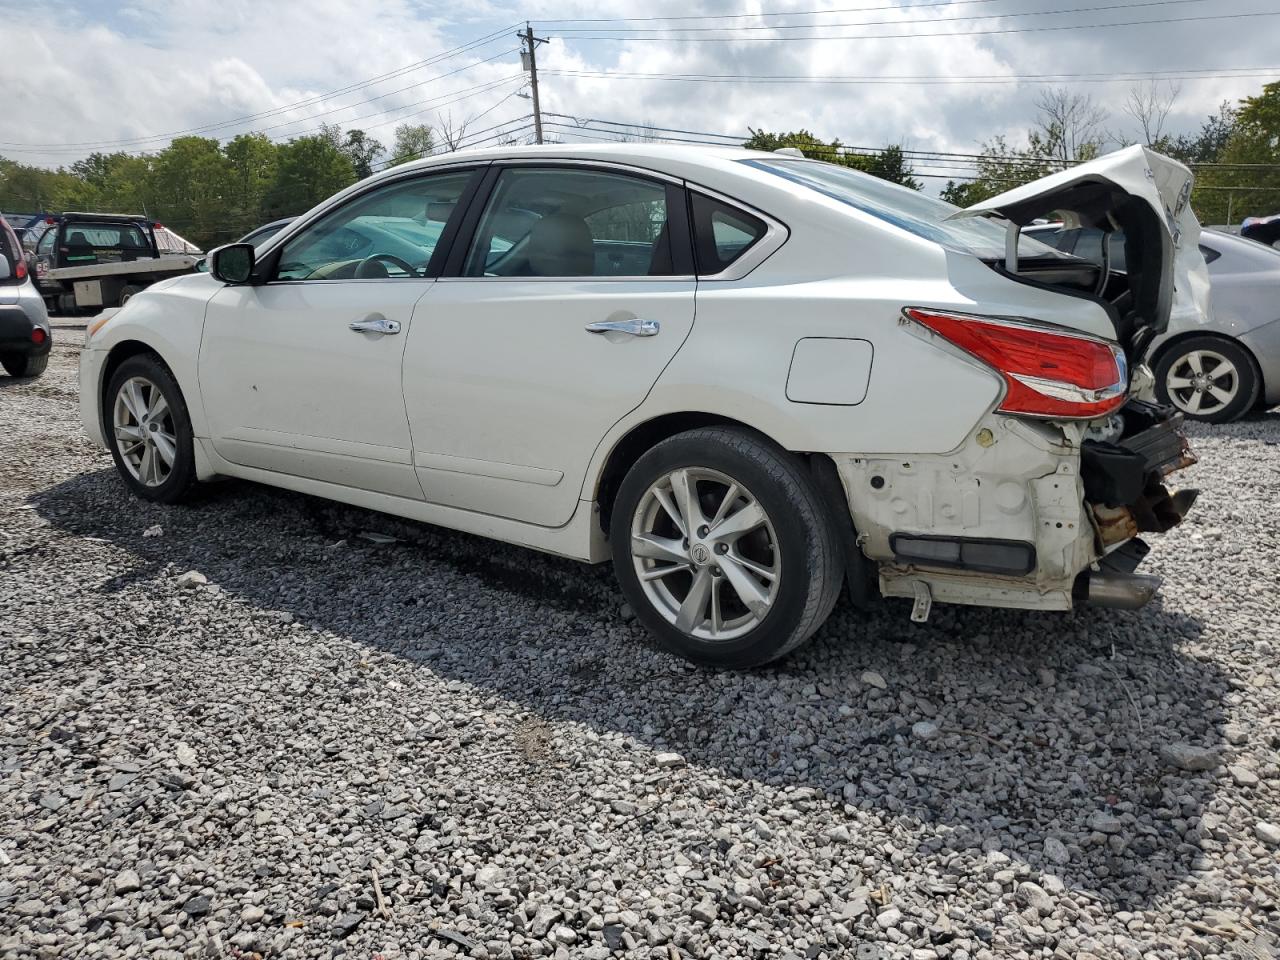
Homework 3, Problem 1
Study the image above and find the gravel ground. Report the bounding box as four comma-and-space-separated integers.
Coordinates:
2, 323, 1279, 960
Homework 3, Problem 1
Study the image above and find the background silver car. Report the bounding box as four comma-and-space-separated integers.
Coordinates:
0, 216, 52, 379
1026, 225, 1280, 422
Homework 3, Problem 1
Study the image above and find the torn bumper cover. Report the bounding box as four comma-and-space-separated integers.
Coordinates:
1077, 400, 1197, 607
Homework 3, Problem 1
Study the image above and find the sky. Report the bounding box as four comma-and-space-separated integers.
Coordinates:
1, 0, 1277, 184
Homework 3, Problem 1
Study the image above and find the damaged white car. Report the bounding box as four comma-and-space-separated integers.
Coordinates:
79, 143, 1205, 667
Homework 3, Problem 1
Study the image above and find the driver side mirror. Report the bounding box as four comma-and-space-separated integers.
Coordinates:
208, 243, 256, 285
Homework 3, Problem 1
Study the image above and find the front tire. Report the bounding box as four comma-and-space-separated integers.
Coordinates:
610, 426, 843, 668
1154, 336, 1260, 423
105, 354, 197, 504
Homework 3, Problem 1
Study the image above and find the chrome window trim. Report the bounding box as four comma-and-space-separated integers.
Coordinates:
435, 275, 696, 284
685, 184, 790, 281
488, 156, 684, 186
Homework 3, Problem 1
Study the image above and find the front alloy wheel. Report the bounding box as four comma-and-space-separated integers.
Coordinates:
105, 354, 197, 503
114, 376, 178, 486
611, 426, 843, 668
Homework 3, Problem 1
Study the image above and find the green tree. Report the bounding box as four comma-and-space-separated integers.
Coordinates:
389, 123, 435, 166
743, 129, 921, 188
224, 134, 278, 236
264, 135, 355, 219
151, 136, 233, 244
340, 129, 384, 180
1194, 83, 1280, 225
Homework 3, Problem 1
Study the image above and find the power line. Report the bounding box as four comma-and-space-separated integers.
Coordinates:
6, 75, 525, 158
547, 10, 1280, 42
543, 0, 1204, 34
540, 112, 1280, 172
533, 0, 1011, 24
542, 65, 1280, 86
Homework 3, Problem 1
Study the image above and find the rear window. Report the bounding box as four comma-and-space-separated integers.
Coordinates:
62, 222, 151, 263
690, 193, 767, 274
745, 158, 1067, 261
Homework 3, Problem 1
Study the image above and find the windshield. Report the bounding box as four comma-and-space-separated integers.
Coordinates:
744, 158, 1068, 261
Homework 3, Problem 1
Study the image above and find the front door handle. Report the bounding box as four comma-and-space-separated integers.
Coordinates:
584, 318, 660, 337
349, 315, 401, 335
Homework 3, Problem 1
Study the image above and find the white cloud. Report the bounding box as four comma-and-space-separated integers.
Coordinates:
2, 0, 1276, 178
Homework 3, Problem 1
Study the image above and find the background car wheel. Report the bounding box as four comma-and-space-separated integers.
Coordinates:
1154, 336, 1260, 423
610, 426, 843, 669
1, 353, 48, 378
119, 285, 144, 306
105, 354, 197, 504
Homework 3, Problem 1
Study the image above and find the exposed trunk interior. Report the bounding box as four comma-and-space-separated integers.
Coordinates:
982, 178, 1173, 360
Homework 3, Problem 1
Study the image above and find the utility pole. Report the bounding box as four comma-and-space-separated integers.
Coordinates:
522, 24, 548, 145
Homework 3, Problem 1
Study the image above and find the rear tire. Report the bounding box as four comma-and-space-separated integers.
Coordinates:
610, 426, 843, 668
1153, 336, 1260, 423
119, 285, 144, 306
1, 353, 48, 378
105, 354, 197, 504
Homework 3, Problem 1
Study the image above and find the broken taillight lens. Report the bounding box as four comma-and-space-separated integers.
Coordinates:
904, 307, 1128, 419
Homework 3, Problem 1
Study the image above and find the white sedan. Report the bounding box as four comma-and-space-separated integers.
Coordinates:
80, 143, 1205, 667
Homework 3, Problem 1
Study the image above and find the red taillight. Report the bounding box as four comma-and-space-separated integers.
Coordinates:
904, 308, 1128, 419
31, 327, 47, 345
15, 259, 27, 280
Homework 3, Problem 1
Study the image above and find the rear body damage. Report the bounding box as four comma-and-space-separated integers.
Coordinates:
833, 145, 1207, 620
835, 397, 1196, 620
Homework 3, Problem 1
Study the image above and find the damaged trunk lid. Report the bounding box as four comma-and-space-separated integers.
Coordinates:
950, 145, 1212, 358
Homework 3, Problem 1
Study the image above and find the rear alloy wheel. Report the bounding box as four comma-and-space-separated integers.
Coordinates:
106, 354, 197, 503
1154, 336, 1260, 424
611, 427, 842, 668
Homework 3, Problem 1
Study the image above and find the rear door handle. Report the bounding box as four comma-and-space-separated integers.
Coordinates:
349, 314, 400, 335
584, 318, 660, 337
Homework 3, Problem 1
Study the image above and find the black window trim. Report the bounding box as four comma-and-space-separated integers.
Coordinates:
684, 185, 789, 281
438, 159, 696, 281
253, 162, 489, 285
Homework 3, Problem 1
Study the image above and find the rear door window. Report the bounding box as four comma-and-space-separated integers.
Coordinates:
461, 166, 684, 278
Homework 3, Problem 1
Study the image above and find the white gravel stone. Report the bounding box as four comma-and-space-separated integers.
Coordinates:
875, 906, 902, 930
1255, 822, 1280, 846
114, 869, 141, 894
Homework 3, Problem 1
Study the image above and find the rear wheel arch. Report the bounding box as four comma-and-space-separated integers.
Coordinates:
1150, 329, 1262, 375
593, 412, 788, 534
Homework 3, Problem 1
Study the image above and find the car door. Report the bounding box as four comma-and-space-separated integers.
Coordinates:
198, 166, 480, 499
402, 162, 697, 527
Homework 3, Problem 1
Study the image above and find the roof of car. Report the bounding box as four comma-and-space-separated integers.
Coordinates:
392, 142, 767, 177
